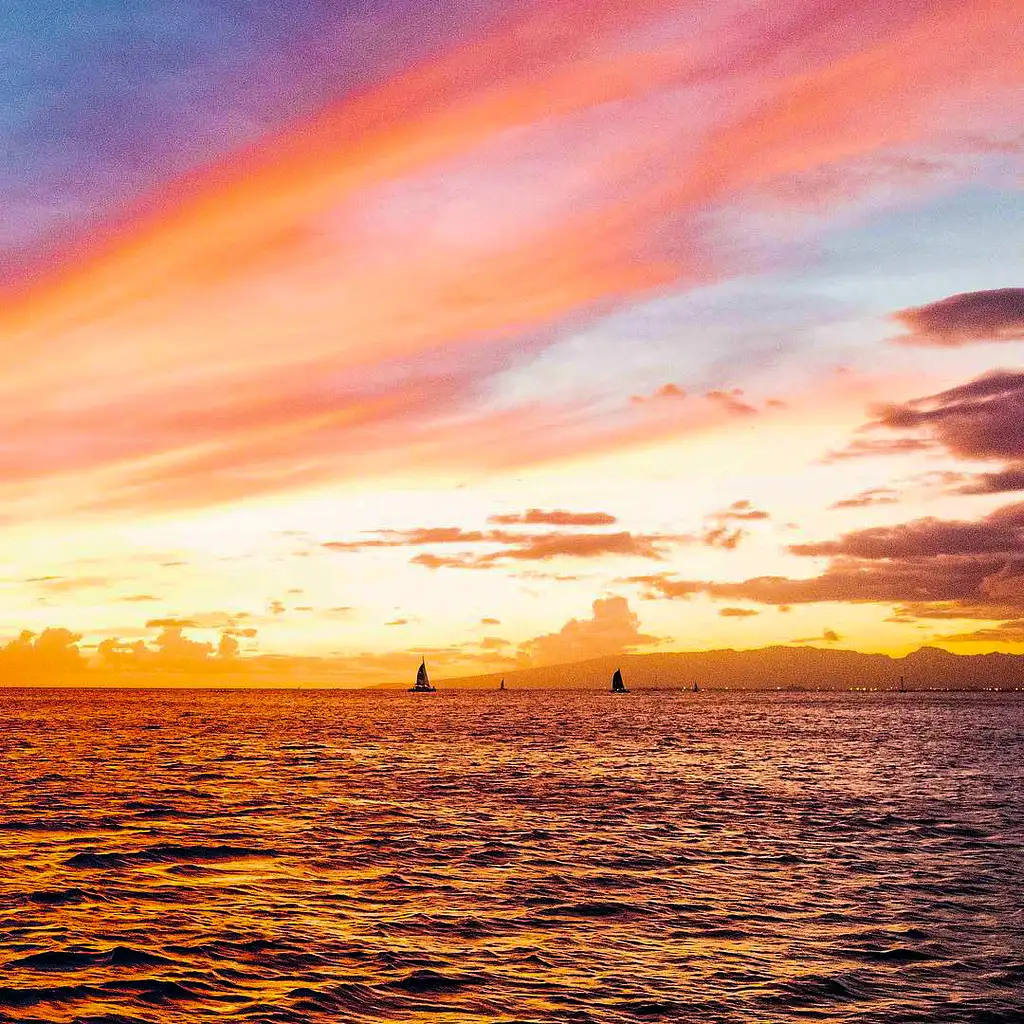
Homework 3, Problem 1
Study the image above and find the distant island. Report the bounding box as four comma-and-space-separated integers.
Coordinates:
411, 646, 1024, 692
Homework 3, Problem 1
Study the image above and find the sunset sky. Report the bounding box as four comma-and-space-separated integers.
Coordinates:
2, 0, 1023, 684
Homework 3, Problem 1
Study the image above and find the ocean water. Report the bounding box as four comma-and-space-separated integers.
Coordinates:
0, 687, 1022, 1023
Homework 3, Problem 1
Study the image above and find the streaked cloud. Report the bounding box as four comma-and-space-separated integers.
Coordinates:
892, 288, 1024, 347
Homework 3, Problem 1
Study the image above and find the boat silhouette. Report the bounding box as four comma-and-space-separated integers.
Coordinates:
692, 680, 699, 693
611, 668, 628, 693
409, 659, 436, 693
499, 678, 505, 691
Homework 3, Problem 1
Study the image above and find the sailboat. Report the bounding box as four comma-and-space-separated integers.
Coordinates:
692, 680, 699, 693
408, 659, 437, 693
499, 678, 506, 691
898, 675, 906, 693
611, 668, 628, 693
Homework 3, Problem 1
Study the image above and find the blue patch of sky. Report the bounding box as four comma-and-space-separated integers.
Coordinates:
0, 0, 499, 270
484, 185, 1024, 409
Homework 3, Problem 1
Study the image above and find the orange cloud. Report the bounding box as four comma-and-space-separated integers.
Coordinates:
518, 596, 659, 666
488, 509, 617, 526
0, 0, 1018, 519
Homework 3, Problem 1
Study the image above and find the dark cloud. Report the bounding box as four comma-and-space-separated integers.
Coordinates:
937, 621, 1024, 643
956, 464, 1024, 495
791, 503, 1024, 558
636, 561, 991, 606
488, 509, 617, 526
871, 370, 1024, 462
826, 370, 1024, 493
629, 503, 1024, 648
892, 288, 1024, 347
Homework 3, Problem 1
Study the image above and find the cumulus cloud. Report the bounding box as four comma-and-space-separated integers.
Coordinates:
892, 288, 1024, 347
217, 634, 240, 659
99, 625, 251, 669
154, 627, 214, 661
518, 596, 659, 666
0, 628, 85, 676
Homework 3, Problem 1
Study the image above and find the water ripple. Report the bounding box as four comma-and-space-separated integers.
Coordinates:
0, 688, 1021, 1022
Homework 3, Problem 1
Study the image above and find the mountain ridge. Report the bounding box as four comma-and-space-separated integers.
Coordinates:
422, 645, 1024, 691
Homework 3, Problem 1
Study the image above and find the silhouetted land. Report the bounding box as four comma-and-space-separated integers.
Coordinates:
424, 646, 1024, 691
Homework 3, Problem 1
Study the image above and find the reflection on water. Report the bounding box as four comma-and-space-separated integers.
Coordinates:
0, 687, 1022, 1022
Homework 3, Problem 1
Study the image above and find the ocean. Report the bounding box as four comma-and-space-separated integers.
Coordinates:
0, 687, 1021, 1023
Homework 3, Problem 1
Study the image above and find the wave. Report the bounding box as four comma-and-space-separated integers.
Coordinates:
7, 946, 170, 971
65, 843, 281, 868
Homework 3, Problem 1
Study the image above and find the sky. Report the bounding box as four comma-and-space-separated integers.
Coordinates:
1, 0, 1023, 685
